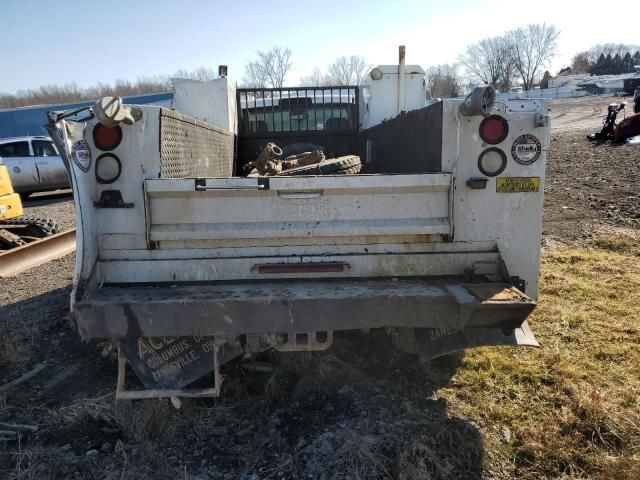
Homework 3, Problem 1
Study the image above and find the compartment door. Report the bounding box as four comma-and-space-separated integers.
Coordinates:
144, 173, 453, 251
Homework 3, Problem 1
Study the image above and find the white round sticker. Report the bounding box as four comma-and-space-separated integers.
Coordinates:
71, 140, 92, 172
511, 134, 541, 165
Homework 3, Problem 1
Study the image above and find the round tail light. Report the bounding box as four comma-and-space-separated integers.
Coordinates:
93, 124, 123, 151
478, 148, 507, 177
479, 115, 509, 144
95, 153, 122, 184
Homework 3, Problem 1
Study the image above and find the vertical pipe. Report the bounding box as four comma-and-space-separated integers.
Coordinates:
398, 45, 406, 115
354, 87, 359, 130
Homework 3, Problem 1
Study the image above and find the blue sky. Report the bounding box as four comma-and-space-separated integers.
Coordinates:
0, 0, 635, 93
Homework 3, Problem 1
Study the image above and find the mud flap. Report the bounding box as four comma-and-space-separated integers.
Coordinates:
116, 337, 243, 399
412, 321, 539, 361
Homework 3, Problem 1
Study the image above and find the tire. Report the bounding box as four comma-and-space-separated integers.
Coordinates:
281, 143, 325, 157
19, 192, 31, 201
0, 217, 58, 238
278, 155, 362, 176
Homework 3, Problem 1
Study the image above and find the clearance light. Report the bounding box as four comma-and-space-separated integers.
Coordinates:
95, 154, 122, 184
479, 115, 509, 144
478, 148, 507, 177
93, 123, 123, 151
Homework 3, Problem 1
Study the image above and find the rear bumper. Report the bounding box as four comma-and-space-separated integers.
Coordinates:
73, 278, 536, 339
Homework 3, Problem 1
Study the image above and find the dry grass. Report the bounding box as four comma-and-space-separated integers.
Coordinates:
440, 235, 640, 479
4, 235, 640, 479
0, 312, 39, 376
7, 395, 183, 480
43, 394, 182, 444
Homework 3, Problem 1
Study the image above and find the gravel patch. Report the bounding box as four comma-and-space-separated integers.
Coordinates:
21, 190, 75, 232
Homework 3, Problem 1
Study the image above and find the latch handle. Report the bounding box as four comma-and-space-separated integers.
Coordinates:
195, 184, 265, 191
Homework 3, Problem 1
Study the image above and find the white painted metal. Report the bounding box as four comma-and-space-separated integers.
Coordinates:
145, 174, 451, 244
441, 98, 551, 296
361, 64, 426, 129
99, 251, 499, 283
52, 86, 550, 308
172, 78, 237, 134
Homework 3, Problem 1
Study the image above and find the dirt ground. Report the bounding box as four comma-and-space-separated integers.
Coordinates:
545, 96, 640, 240
1, 95, 639, 479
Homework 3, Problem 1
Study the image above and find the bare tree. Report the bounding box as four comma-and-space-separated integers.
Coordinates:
299, 67, 331, 87
570, 52, 591, 73
242, 47, 293, 88
326, 55, 370, 85
459, 35, 516, 92
0, 74, 172, 109
173, 67, 217, 81
425, 64, 461, 98
508, 23, 560, 90
241, 62, 270, 89
136, 75, 172, 92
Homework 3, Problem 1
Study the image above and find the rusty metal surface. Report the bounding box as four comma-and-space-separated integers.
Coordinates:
413, 321, 539, 361
244, 144, 327, 176
0, 229, 76, 278
115, 346, 222, 400
159, 108, 234, 178
465, 284, 523, 302
244, 142, 283, 175
245, 331, 334, 353
273, 331, 334, 352
281, 149, 325, 169
0, 229, 26, 248
74, 279, 536, 339
118, 336, 242, 390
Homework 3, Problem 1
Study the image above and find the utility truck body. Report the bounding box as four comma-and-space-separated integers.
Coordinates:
48, 54, 550, 399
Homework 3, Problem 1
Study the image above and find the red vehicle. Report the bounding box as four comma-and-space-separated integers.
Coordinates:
588, 100, 640, 142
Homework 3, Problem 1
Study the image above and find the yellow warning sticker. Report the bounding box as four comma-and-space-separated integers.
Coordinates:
496, 177, 540, 193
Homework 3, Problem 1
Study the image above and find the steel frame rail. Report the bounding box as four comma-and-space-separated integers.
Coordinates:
0, 229, 76, 278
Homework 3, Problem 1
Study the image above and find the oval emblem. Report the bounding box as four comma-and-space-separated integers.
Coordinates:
511, 134, 541, 165
71, 140, 92, 172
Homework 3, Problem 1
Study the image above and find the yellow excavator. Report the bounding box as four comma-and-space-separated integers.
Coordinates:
0, 159, 57, 250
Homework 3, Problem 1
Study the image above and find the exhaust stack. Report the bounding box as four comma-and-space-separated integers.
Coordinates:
398, 45, 406, 114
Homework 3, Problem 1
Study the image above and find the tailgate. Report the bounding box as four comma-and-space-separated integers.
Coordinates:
145, 173, 452, 249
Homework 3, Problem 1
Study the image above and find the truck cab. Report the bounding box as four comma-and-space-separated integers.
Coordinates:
48, 56, 550, 399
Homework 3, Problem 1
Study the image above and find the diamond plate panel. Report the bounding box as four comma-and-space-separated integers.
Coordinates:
159, 109, 234, 178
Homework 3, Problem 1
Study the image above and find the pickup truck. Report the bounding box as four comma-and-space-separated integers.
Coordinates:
47, 53, 550, 400
0, 135, 69, 198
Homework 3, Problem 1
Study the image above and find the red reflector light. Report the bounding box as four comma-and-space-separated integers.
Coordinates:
256, 263, 348, 274
93, 124, 123, 151
479, 115, 509, 144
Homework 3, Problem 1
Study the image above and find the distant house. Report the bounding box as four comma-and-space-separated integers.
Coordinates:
548, 71, 640, 95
